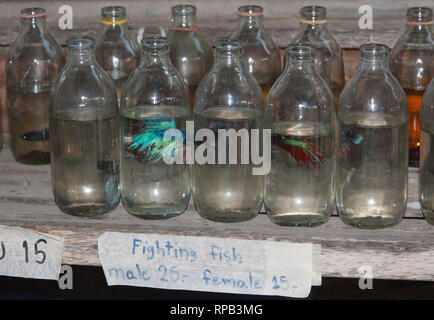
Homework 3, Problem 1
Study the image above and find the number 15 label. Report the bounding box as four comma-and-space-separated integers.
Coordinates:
0, 225, 64, 280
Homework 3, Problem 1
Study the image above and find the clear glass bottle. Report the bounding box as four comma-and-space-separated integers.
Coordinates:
420, 79, 434, 225
6, 8, 65, 164
50, 37, 120, 216
290, 6, 345, 108
95, 6, 141, 105
390, 7, 434, 167
264, 45, 336, 227
120, 37, 191, 219
336, 43, 408, 229
167, 4, 214, 109
230, 5, 282, 100
193, 39, 264, 223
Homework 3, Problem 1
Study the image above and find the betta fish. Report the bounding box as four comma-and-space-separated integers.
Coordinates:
339, 128, 363, 158
21, 127, 49, 141
278, 137, 325, 169
129, 116, 185, 163
97, 160, 120, 206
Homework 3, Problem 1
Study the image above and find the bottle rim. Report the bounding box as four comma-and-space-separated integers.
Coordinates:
20, 7, 46, 19
171, 4, 197, 17
300, 5, 327, 23
101, 6, 127, 24
359, 43, 389, 59
67, 36, 95, 50
214, 39, 243, 52
237, 5, 264, 17
141, 36, 169, 50
285, 44, 314, 60
406, 7, 433, 24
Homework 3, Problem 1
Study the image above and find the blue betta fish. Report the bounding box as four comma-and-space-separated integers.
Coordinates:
129, 115, 186, 163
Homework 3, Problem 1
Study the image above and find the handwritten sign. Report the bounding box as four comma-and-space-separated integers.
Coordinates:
0, 225, 64, 280
98, 232, 321, 298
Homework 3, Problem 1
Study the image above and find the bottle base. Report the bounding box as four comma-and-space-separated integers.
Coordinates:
12, 150, 50, 165
195, 206, 259, 223
123, 202, 187, 220
338, 215, 403, 229
58, 204, 116, 217
267, 212, 330, 227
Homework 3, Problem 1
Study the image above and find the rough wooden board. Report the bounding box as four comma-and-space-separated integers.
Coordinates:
0, 147, 432, 281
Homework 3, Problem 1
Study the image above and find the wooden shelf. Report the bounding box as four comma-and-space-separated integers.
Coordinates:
0, 147, 432, 282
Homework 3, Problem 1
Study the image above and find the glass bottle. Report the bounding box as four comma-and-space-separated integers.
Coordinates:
420, 79, 434, 225
336, 43, 408, 229
95, 6, 141, 105
193, 39, 264, 223
120, 37, 191, 219
167, 4, 214, 109
390, 7, 434, 167
6, 8, 65, 164
290, 6, 345, 108
230, 5, 282, 100
264, 44, 336, 227
49, 37, 120, 216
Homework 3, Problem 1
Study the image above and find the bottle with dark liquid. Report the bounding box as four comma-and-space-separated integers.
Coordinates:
230, 5, 282, 101
193, 39, 264, 223
120, 37, 191, 219
337, 43, 408, 229
290, 6, 345, 108
390, 7, 434, 167
50, 37, 120, 217
264, 45, 336, 227
420, 79, 434, 225
6, 8, 65, 164
95, 6, 141, 106
167, 4, 213, 109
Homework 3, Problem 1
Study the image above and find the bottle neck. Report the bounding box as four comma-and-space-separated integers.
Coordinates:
237, 15, 264, 30
299, 20, 327, 33
171, 5, 198, 29
68, 48, 97, 65
21, 17, 47, 33
405, 22, 433, 34
359, 46, 390, 72
284, 47, 315, 73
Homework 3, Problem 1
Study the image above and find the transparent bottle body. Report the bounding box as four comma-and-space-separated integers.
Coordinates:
193, 108, 263, 222
120, 37, 191, 219
50, 111, 120, 216
336, 114, 408, 228
50, 38, 120, 216
420, 80, 434, 224
264, 45, 336, 226
390, 8, 434, 167
167, 5, 214, 109
6, 10, 65, 164
291, 7, 345, 108
120, 106, 191, 219
336, 44, 409, 228
95, 9, 141, 106
265, 122, 335, 226
193, 39, 264, 222
231, 6, 282, 101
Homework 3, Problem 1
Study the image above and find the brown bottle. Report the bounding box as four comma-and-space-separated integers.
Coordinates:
390, 7, 434, 167
6, 8, 65, 164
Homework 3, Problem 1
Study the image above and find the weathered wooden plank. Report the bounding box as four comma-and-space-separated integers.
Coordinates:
0, 145, 432, 281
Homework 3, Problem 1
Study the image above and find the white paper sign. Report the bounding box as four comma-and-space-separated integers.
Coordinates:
98, 232, 321, 298
0, 225, 64, 280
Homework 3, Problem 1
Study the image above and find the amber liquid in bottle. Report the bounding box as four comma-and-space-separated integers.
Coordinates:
404, 88, 424, 166
260, 84, 272, 102
189, 85, 198, 109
